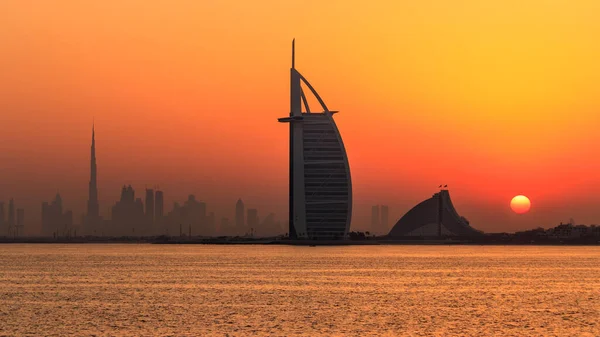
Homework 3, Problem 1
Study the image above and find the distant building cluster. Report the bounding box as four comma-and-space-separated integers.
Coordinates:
371, 205, 389, 235
0, 199, 25, 237
517, 222, 600, 239
78, 126, 285, 238
42, 194, 73, 237
1, 125, 285, 238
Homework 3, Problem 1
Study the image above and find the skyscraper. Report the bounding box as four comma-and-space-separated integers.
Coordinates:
247, 209, 259, 231
235, 199, 245, 233
155, 190, 164, 219
371, 205, 380, 232
111, 185, 145, 236
278, 40, 352, 240
86, 124, 100, 230
380, 205, 389, 234
145, 188, 155, 225
42, 194, 63, 236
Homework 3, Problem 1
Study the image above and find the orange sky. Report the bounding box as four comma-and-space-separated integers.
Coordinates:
1, 0, 600, 233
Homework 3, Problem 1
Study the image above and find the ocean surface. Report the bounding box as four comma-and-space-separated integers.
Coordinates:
1, 244, 599, 336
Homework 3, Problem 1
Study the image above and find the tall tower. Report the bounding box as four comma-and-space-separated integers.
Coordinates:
145, 188, 154, 224
371, 205, 380, 232
155, 190, 164, 219
87, 124, 99, 219
380, 205, 389, 234
278, 40, 352, 240
235, 199, 245, 233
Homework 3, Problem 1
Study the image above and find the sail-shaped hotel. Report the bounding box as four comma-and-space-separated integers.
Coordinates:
279, 40, 352, 240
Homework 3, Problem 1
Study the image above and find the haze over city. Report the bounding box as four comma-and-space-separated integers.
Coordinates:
2, 1, 600, 234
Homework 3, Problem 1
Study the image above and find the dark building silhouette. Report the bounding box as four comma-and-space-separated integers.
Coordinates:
85, 125, 101, 233
381, 205, 389, 233
388, 190, 482, 237
235, 198, 245, 234
154, 190, 164, 234
220, 217, 231, 234
247, 208, 259, 231
42, 194, 74, 237
278, 40, 352, 240
155, 190, 164, 219
166, 202, 182, 235
8, 198, 15, 236
371, 205, 380, 232
166, 195, 208, 236
145, 188, 154, 226
207, 211, 215, 234
16, 208, 24, 236
259, 212, 282, 237
112, 185, 145, 236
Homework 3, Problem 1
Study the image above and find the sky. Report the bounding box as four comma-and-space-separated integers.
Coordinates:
1, 0, 600, 234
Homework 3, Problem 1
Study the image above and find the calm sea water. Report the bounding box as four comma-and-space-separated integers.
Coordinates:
1, 244, 599, 336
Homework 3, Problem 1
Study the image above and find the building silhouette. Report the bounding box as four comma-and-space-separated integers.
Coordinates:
165, 195, 208, 236
371, 205, 389, 234
42, 194, 74, 237
381, 205, 389, 234
259, 212, 282, 237
371, 205, 380, 233
247, 208, 259, 231
278, 40, 352, 240
220, 217, 231, 235
155, 190, 164, 233
145, 188, 154, 227
388, 190, 482, 237
111, 185, 145, 236
207, 212, 216, 234
155, 190, 164, 219
85, 125, 101, 233
235, 198, 245, 234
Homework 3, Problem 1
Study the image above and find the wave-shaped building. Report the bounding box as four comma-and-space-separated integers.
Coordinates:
278, 40, 352, 240
388, 190, 482, 237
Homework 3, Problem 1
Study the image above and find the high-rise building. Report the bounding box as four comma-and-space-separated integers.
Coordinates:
235, 199, 245, 233
155, 190, 164, 219
145, 188, 154, 225
247, 209, 259, 231
112, 185, 145, 235
380, 205, 389, 234
371, 205, 380, 233
42, 194, 74, 237
278, 40, 352, 240
260, 212, 281, 237
87, 124, 99, 219
220, 217, 230, 233
85, 124, 101, 235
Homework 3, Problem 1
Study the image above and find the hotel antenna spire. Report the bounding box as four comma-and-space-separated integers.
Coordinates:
292, 38, 295, 69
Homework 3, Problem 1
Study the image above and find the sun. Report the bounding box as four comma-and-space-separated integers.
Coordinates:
510, 195, 531, 214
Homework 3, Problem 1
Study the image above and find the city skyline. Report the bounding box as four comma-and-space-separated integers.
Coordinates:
2, 1, 600, 234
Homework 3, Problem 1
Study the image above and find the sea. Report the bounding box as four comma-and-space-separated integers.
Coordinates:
1, 244, 599, 336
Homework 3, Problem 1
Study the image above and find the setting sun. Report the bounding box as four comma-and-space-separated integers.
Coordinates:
510, 195, 531, 214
